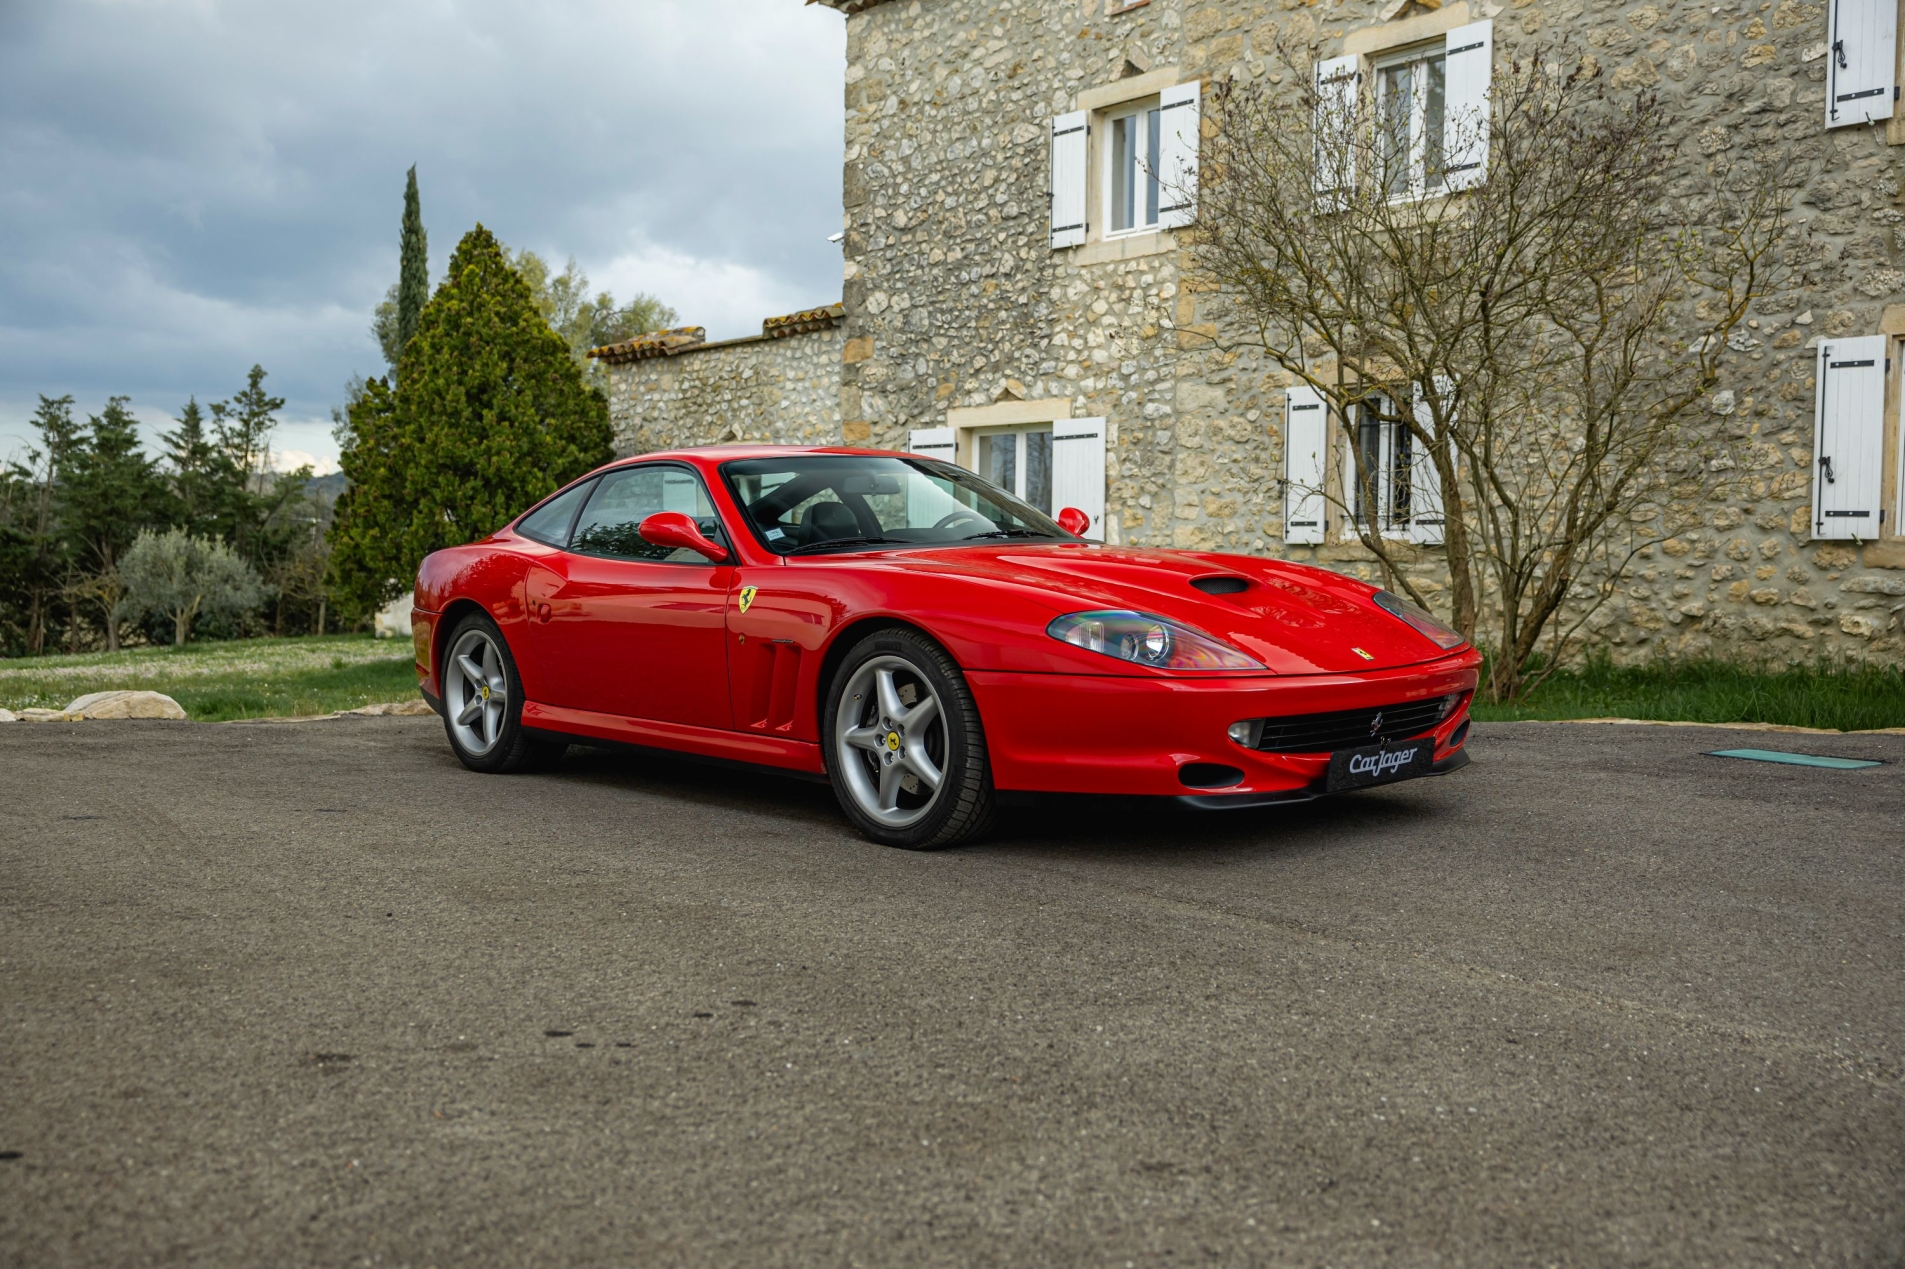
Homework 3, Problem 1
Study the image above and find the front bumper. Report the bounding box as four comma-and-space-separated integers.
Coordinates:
967, 653, 1480, 799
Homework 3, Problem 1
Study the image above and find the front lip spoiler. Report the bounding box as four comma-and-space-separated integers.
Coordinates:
1175, 746, 1470, 810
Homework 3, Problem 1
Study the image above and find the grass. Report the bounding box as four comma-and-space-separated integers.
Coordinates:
1469, 658, 1905, 732
0, 635, 420, 723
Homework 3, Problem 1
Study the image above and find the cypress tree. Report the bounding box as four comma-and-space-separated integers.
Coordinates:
329, 224, 612, 618
396, 165, 428, 354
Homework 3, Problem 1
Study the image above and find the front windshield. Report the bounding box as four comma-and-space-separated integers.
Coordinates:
720, 454, 1071, 556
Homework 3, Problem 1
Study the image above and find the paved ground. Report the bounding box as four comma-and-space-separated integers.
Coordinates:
1, 717, 1902, 1267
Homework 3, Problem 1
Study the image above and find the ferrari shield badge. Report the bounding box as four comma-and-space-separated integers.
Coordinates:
1351, 646, 1374, 661
738, 586, 758, 614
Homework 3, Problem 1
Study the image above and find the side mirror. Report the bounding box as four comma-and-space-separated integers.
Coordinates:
1056, 506, 1091, 537
639, 511, 728, 562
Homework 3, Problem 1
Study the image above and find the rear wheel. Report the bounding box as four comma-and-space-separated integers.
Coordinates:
440, 613, 559, 774
823, 628, 995, 849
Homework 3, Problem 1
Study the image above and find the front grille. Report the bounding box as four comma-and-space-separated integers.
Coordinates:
1250, 698, 1452, 754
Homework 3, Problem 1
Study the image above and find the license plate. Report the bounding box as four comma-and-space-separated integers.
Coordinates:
1326, 738, 1435, 792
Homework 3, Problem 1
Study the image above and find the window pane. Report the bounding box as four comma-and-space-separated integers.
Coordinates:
1353, 409, 1385, 527
516, 479, 595, 547
1145, 107, 1161, 226
1390, 425, 1414, 526
1025, 429, 1053, 514
1112, 114, 1136, 232
979, 432, 1018, 497
570, 465, 719, 562
1423, 53, 1447, 187
1379, 62, 1413, 196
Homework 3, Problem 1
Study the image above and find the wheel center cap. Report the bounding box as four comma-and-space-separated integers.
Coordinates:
480, 684, 491, 701
884, 731, 901, 752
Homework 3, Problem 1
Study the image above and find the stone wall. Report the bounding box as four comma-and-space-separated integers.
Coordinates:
598, 313, 846, 457
831, 0, 1905, 665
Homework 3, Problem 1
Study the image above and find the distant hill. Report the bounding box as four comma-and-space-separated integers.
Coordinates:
304, 471, 348, 508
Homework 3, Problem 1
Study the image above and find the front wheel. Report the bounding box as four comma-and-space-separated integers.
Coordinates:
822, 628, 996, 849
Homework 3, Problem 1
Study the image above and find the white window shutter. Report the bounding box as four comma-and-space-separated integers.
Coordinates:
1284, 387, 1327, 545
1051, 417, 1107, 539
1407, 383, 1448, 545
908, 427, 956, 461
1442, 21, 1493, 191
1812, 336, 1888, 539
1314, 55, 1360, 207
1157, 81, 1201, 229
1828, 0, 1898, 127
1050, 111, 1089, 249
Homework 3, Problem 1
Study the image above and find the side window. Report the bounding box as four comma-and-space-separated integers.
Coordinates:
516, 479, 596, 547
570, 465, 722, 563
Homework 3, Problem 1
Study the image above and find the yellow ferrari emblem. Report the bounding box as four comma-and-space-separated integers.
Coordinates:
479, 683, 491, 700
885, 731, 901, 751
1351, 647, 1374, 661
738, 586, 758, 614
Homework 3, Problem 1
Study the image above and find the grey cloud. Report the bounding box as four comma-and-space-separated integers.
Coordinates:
0, 0, 846, 465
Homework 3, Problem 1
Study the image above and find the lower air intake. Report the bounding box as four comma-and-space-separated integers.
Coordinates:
1248, 698, 1453, 755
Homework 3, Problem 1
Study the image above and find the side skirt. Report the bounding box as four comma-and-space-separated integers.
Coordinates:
520, 700, 828, 779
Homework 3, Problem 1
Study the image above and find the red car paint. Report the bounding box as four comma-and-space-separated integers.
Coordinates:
411, 445, 1482, 799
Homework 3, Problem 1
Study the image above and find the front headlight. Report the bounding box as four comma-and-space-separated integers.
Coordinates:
1372, 591, 1467, 650
1047, 610, 1265, 671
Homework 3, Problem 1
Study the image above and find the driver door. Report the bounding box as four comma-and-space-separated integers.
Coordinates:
523, 463, 734, 730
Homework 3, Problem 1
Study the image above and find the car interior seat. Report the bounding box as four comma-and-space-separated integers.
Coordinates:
806, 501, 860, 543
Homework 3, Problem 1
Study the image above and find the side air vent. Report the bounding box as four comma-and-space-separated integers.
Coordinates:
1190, 575, 1250, 596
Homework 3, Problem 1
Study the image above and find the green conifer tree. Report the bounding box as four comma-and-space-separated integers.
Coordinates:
161, 396, 239, 538
329, 224, 612, 619
396, 165, 429, 354
61, 397, 166, 649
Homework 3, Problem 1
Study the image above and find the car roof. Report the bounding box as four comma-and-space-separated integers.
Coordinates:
606, 444, 912, 469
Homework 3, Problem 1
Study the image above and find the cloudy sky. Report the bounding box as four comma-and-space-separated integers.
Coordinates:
0, 0, 847, 474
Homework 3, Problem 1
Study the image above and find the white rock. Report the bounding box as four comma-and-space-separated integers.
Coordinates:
28, 690, 189, 721
346, 699, 435, 717
0, 708, 16, 723
374, 592, 415, 640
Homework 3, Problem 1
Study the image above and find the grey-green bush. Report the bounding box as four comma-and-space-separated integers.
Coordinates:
119, 528, 264, 646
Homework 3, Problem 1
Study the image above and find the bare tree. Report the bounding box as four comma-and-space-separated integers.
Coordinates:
1189, 43, 1789, 699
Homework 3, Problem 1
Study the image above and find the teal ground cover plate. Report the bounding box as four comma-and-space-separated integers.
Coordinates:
1705, 748, 1881, 770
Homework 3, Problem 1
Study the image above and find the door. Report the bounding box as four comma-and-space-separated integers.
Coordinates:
524, 463, 734, 729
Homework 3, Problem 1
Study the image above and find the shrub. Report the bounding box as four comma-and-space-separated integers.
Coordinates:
119, 528, 265, 646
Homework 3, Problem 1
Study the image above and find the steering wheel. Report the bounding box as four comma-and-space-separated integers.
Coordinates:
932, 510, 991, 534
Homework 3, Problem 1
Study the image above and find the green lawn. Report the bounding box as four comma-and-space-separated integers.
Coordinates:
1469, 658, 1905, 732
0, 635, 421, 722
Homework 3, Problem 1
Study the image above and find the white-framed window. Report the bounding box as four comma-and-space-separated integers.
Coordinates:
1050, 79, 1199, 249
911, 418, 1109, 539
1373, 44, 1447, 199
1341, 390, 1447, 545
974, 426, 1055, 513
1314, 21, 1492, 204
1105, 99, 1163, 236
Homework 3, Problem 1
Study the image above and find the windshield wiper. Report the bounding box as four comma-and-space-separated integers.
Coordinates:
959, 527, 1052, 540
785, 535, 907, 556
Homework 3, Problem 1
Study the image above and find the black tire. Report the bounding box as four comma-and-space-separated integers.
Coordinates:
822, 627, 996, 849
439, 611, 561, 774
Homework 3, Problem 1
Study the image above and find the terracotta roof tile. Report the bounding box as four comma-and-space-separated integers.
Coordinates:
586, 326, 706, 364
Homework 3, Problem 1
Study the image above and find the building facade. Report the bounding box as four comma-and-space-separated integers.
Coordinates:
592, 0, 1905, 664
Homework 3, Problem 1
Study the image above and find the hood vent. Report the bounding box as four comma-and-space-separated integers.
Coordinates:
1190, 575, 1250, 596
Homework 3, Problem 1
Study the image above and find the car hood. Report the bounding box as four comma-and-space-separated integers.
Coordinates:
853, 543, 1459, 675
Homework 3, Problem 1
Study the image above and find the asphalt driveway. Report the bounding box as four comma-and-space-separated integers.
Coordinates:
1, 717, 1901, 1266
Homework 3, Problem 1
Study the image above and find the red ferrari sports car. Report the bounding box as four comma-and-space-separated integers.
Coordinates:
411, 445, 1480, 848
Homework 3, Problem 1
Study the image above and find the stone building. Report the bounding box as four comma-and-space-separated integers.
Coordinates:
590, 0, 1905, 664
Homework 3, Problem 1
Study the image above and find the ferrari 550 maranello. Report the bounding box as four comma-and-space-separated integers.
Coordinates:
411, 445, 1482, 848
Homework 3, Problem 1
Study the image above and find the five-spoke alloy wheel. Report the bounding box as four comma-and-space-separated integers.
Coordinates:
439, 612, 557, 774
824, 628, 995, 849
